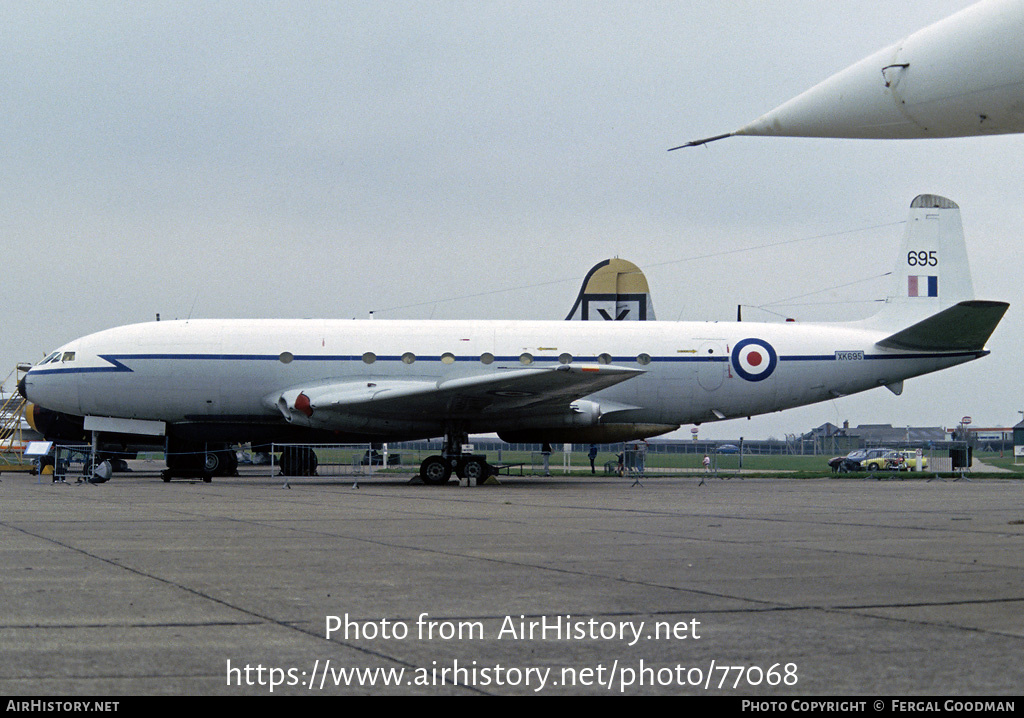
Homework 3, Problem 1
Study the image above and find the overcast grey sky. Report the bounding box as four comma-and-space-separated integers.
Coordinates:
3, 1, 1020, 440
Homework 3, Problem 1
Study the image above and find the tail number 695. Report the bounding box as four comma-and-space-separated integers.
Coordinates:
907, 250, 938, 266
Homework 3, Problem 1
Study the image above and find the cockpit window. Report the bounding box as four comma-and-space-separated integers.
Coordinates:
39, 352, 60, 365
61, 351, 75, 362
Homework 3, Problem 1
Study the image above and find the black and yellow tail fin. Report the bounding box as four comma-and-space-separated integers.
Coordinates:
565, 258, 656, 321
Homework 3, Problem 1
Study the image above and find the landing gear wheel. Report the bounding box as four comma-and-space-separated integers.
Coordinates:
457, 457, 490, 482
420, 455, 453, 485
279, 447, 318, 476
203, 451, 222, 474
203, 449, 238, 476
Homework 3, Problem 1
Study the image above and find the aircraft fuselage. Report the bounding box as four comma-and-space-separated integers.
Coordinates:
21, 317, 983, 443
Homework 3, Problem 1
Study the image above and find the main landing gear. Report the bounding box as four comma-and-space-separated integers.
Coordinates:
418, 427, 492, 486
418, 454, 491, 485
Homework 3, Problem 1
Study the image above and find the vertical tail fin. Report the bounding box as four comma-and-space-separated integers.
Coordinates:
565, 258, 656, 321
864, 194, 975, 330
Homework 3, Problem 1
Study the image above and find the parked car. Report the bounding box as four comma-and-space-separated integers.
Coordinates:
716, 444, 740, 454
863, 449, 929, 471
828, 448, 894, 473
863, 451, 907, 471
899, 450, 928, 469
829, 450, 863, 472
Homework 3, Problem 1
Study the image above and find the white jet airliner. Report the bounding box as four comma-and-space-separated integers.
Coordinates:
19, 195, 1007, 483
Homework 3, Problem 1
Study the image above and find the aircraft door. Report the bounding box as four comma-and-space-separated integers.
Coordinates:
656, 376, 693, 424
695, 340, 728, 391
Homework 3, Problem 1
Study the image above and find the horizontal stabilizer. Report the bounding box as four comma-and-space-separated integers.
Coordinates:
876, 300, 1009, 352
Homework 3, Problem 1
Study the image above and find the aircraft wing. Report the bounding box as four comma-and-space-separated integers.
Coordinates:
875, 300, 1009, 352
273, 364, 643, 428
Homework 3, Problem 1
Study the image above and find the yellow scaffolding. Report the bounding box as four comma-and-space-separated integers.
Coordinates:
1, 366, 30, 464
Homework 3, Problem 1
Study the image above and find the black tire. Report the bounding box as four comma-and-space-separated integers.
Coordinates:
457, 457, 490, 482
212, 449, 238, 476
203, 451, 222, 474
200, 448, 239, 476
420, 456, 452, 485
280, 447, 318, 476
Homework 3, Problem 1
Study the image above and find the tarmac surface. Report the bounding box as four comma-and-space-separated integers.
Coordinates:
1, 464, 1022, 696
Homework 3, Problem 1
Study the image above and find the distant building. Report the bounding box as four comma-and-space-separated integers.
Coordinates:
1013, 420, 1024, 459
803, 422, 947, 454
849, 424, 947, 446
802, 422, 857, 455
950, 426, 1014, 451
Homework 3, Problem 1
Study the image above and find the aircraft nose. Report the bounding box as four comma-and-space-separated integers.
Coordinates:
17, 375, 27, 399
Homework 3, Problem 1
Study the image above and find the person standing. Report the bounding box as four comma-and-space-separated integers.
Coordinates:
541, 443, 552, 476
637, 439, 648, 474
588, 444, 598, 474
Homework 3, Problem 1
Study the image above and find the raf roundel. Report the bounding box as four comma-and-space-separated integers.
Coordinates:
731, 338, 778, 382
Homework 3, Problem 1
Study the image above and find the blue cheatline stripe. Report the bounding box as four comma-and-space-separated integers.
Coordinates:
28, 349, 986, 376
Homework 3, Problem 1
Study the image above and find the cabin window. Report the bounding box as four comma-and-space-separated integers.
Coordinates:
441, 353, 455, 365
636, 353, 651, 365
597, 353, 612, 365
519, 353, 533, 365
558, 353, 572, 364
480, 353, 494, 365
402, 352, 416, 364
279, 352, 294, 364
362, 352, 376, 364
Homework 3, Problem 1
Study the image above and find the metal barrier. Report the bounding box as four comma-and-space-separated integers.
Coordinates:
269, 443, 378, 482
37, 443, 91, 483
